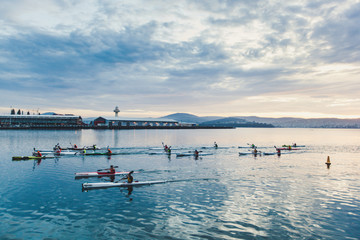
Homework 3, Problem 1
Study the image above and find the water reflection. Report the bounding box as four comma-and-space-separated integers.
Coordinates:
1, 129, 360, 239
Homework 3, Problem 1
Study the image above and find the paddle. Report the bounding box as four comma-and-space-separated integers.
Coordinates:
97, 166, 119, 171
115, 171, 134, 183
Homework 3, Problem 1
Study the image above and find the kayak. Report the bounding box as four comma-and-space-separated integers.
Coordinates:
12, 156, 55, 161
282, 145, 305, 148
176, 153, 212, 157
239, 151, 278, 156
262, 152, 278, 155
75, 171, 132, 178
54, 151, 80, 155
276, 147, 300, 150
34, 146, 102, 152
239, 152, 253, 155
33, 150, 80, 155
81, 152, 123, 156
148, 152, 171, 155
82, 180, 167, 189
239, 152, 262, 156
69, 146, 101, 150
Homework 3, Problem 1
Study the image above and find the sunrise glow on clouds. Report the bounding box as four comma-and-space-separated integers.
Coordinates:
1, 0, 359, 118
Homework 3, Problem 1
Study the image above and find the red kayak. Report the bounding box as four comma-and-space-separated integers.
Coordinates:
275, 147, 300, 150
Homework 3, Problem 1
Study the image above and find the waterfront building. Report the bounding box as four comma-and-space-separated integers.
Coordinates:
0, 114, 82, 128
92, 116, 180, 127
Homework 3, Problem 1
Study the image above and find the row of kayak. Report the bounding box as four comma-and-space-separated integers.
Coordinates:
12, 152, 121, 160
13, 148, 301, 160
13, 152, 215, 160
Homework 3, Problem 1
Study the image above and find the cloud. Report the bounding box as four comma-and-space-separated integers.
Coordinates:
0, 0, 359, 118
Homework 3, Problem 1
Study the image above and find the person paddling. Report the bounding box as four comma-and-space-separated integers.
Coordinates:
108, 165, 116, 174
194, 149, 199, 156
107, 148, 112, 155
55, 147, 61, 155
123, 171, 134, 183
253, 148, 258, 155
36, 151, 42, 157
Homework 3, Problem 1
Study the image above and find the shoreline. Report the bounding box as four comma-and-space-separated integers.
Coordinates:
0, 125, 235, 130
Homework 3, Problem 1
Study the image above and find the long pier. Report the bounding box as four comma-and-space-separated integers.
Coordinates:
0, 125, 234, 130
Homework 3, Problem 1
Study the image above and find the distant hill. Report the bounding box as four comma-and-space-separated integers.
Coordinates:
200, 117, 274, 128
163, 113, 222, 124
163, 114, 274, 128
163, 113, 360, 128
239, 116, 360, 128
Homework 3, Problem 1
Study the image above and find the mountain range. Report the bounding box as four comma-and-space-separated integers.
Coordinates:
163, 113, 360, 128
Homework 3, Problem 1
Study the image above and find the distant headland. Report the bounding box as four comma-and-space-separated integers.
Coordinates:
1, 108, 359, 129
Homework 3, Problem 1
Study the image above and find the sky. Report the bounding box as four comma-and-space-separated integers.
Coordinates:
1, 0, 360, 119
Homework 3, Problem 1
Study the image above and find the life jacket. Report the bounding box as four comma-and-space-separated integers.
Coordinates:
127, 175, 133, 183
37, 151, 42, 157
109, 168, 115, 174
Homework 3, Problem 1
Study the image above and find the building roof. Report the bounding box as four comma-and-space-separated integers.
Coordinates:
97, 116, 178, 123
0, 114, 80, 119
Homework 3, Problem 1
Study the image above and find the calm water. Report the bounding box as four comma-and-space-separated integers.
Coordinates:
0, 128, 359, 239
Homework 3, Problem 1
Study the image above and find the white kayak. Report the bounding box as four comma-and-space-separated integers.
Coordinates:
239, 152, 280, 156
239, 152, 261, 156
75, 171, 131, 178
55, 151, 80, 155
176, 153, 212, 157
82, 180, 167, 189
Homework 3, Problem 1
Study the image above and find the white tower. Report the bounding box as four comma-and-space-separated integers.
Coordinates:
114, 106, 120, 117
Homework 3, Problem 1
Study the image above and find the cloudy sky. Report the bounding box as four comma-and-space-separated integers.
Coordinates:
1, 0, 359, 118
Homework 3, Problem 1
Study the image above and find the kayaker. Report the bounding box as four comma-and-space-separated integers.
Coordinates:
277, 148, 281, 156
109, 165, 116, 174
125, 171, 134, 183
166, 147, 171, 154
164, 144, 168, 151
194, 150, 199, 156
214, 141, 218, 148
73, 144, 78, 149
36, 151, 42, 157
107, 148, 112, 155
55, 148, 61, 155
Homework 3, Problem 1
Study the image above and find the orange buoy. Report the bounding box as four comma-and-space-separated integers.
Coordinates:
326, 156, 331, 167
